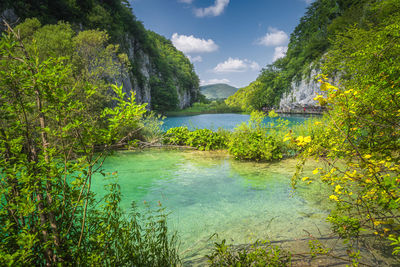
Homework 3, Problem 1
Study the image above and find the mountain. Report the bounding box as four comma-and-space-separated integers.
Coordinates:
200, 83, 238, 100
0, 0, 200, 112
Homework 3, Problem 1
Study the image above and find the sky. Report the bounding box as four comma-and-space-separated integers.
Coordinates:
130, 0, 313, 88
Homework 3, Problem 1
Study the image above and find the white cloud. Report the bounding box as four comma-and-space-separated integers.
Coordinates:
194, 0, 229, 17
178, 0, 193, 3
171, 33, 218, 54
187, 55, 203, 62
273, 46, 288, 61
303, 0, 314, 4
201, 78, 231, 86
213, 58, 260, 73
257, 27, 289, 47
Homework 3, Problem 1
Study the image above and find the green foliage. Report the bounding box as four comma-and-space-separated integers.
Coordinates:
147, 31, 200, 111
83, 184, 180, 266
0, 26, 179, 265
294, 1, 400, 258
163, 127, 229, 151
3, 0, 146, 45
308, 239, 330, 258
139, 112, 165, 144
187, 129, 229, 151
163, 126, 191, 146
207, 239, 291, 266
150, 75, 179, 111
14, 18, 130, 122
327, 213, 361, 240
228, 111, 287, 162
290, 116, 325, 138
389, 236, 400, 255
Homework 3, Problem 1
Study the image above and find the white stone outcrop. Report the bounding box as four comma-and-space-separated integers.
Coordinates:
279, 69, 323, 113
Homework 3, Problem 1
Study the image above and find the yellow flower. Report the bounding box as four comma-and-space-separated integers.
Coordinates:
302, 177, 310, 181
373, 221, 381, 226
313, 94, 327, 105
312, 168, 320, 175
329, 195, 339, 201
283, 133, 292, 142
335, 185, 342, 194
296, 136, 311, 146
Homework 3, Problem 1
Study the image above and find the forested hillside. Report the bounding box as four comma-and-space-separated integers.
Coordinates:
200, 83, 238, 100
226, 0, 397, 112
0, 0, 200, 111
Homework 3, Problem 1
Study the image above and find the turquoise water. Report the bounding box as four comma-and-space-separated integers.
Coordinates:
92, 149, 331, 261
163, 113, 316, 130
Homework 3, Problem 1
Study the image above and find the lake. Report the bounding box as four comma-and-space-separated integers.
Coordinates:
163, 113, 317, 130
92, 149, 331, 264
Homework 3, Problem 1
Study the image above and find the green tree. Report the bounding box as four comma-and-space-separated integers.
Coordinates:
0, 25, 179, 265
147, 31, 200, 111
294, 1, 400, 259
15, 18, 131, 122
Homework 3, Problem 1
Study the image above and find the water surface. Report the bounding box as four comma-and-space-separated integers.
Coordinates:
163, 113, 316, 130
92, 149, 331, 261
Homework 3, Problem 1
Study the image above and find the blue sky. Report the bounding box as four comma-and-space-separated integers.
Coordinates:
130, 0, 312, 88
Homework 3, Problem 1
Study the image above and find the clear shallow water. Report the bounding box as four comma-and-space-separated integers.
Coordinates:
163, 113, 316, 130
92, 149, 331, 261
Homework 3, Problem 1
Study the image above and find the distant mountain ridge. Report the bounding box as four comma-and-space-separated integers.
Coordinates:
200, 83, 238, 99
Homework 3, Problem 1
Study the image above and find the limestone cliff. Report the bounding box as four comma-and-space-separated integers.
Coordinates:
120, 34, 199, 110
279, 70, 322, 113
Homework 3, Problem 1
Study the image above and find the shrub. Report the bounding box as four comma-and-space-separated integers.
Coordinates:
228, 111, 284, 162
139, 112, 165, 144
163, 127, 228, 150
228, 125, 282, 161
186, 128, 228, 151
163, 126, 191, 146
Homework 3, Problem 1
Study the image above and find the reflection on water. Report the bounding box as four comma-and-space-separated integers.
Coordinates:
92, 149, 331, 261
163, 113, 317, 130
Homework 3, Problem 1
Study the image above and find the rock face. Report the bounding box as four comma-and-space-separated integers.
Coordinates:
120, 36, 152, 106
120, 35, 198, 110
177, 88, 191, 109
279, 70, 324, 113
0, 9, 18, 30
